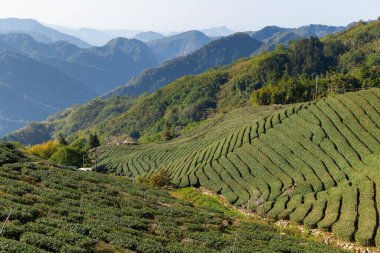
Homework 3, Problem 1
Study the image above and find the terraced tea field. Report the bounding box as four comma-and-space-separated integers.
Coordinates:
0, 142, 343, 252
98, 88, 380, 247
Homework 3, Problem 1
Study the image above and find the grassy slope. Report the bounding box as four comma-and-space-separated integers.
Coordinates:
0, 142, 342, 253
97, 89, 380, 247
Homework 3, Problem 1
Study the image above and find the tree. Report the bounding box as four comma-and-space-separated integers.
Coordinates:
57, 133, 68, 146
161, 121, 175, 141
88, 133, 100, 149
290, 37, 326, 76
128, 131, 141, 140
49, 146, 85, 167
26, 140, 59, 159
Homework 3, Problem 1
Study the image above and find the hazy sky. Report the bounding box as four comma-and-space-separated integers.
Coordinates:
0, 0, 379, 31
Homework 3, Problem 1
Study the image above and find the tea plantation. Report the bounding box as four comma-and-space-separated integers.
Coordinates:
0, 142, 343, 252
98, 88, 380, 247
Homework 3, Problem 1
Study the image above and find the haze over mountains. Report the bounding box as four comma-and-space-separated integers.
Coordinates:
0, 17, 350, 136
0, 18, 91, 47
54, 25, 235, 46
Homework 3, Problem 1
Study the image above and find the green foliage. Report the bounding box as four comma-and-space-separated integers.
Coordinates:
0, 142, 27, 165
88, 133, 100, 149
161, 121, 175, 141
57, 133, 68, 146
137, 169, 172, 188
49, 146, 85, 167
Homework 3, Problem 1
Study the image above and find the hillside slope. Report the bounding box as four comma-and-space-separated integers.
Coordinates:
106, 33, 262, 97
97, 89, 380, 246
0, 143, 339, 252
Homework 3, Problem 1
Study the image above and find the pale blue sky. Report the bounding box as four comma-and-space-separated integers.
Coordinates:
0, 0, 378, 31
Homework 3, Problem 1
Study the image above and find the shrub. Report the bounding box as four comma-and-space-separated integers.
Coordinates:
25, 140, 59, 159
49, 146, 85, 167
137, 169, 172, 188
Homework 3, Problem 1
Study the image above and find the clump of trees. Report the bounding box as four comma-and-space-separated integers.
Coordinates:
25, 133, 101, 167
25, 140, 60, 159
50, 146, 85, 167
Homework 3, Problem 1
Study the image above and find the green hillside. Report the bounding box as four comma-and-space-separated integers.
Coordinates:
0, 142, 342, 253
5, 19, 380, 145
97, 89, 380, 246
105, 33, 261, 97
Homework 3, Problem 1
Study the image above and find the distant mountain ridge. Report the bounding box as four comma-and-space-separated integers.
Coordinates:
0, 19, 349, 136
0, 18, 91, 48
201, 26, 234, 37
146, 30, 212, 63
0, 33, 157, 135
54, 26, 144, 46
0, 33, 157, 92
0, 49, 96, 136
247, 24, 346, 41
247, 24, 346, 54
134, 31, 165, 42
5, 18, 378, 147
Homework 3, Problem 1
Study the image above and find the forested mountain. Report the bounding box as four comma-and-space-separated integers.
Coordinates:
106, 24, 347, 98
146, 30, 212, 63
134, 31, 165, 42
248, 24, 346, 54
6, 19, 379, 145
0, 34, 158, 135
106, 33, 262, 97
248, 24, 345, 41
63, 37, 157, 90
0, 33, 158, 93
0, 18, 91, 47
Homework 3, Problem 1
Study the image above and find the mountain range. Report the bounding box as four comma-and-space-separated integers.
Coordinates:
0, 18, 349, 136
134, 31, 165, 42
0, 49, 95, 135
104, 24, 348, 98
54, 25, 235, 46
7, 18, 376, 146
106, 33, 262, 97
146, 30, 212, 63
0, 18, 91, 48
0, 34, 157, 135
248, 24, 346, 54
